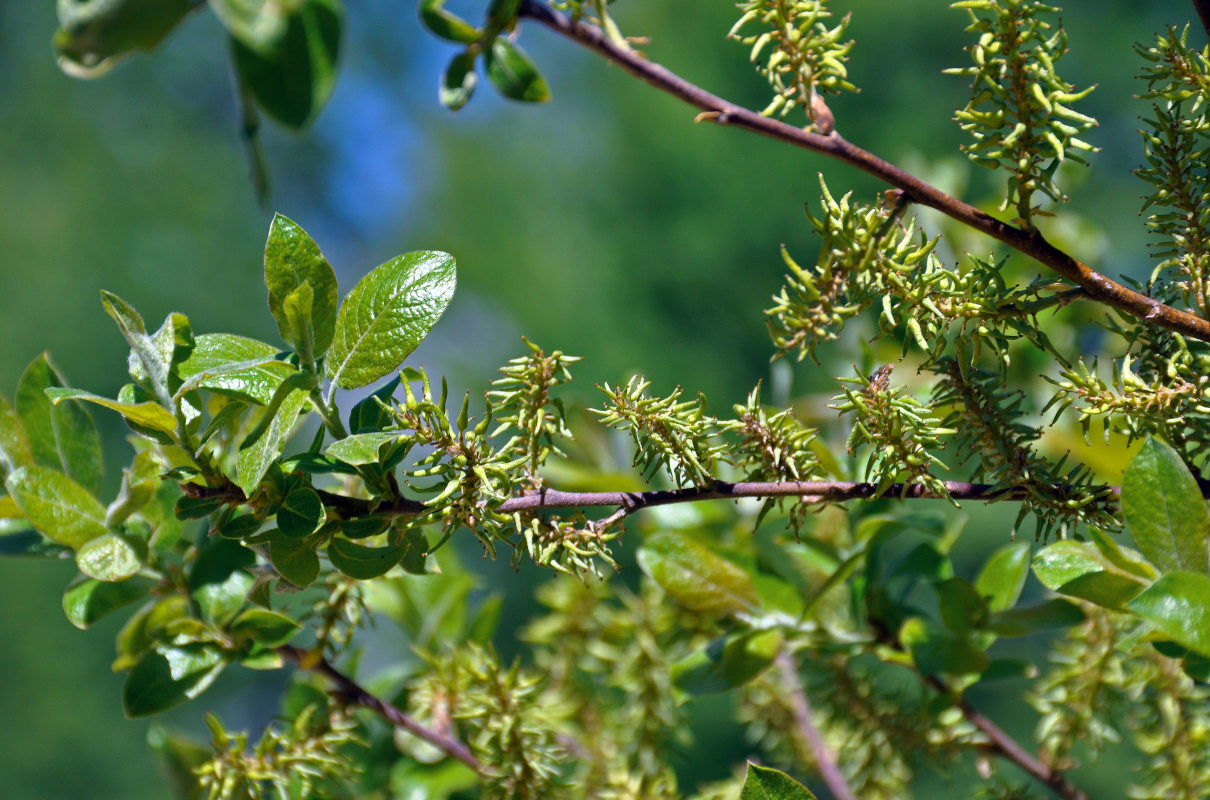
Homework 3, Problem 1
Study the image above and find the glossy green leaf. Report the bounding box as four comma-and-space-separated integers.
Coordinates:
484, 37, 550, 103
229, 608, 300, 647
934, 577, 987, 634
268, 531, 321, 587
740, 763, 818, 800
1088, 527, 1158, 582
418, 0, 480, 43
54, 0, 194, 77
440, 51, 478, 111
264, 213, 339, 359
671, 629, 782, 695
16, 354, 103, 494
974, 541, 1030, 613
1033, 540, 1149, 609
987, 598, 1085, 637
1122, 437, 1210, 574
76, 531, 146, 581
277, 486, 324, 538
899, 617, 989, 676
122, 646, 226, 718
236, 379, 310, 494
209, 0, 289, 54
45, 388, 178, 436
1126, 571, 1210, 658
325, 431, 400, 465
326, 251, 456, 389
217, 513, 263, 540
176, 333, 295, 405
328, 536, 406, 579
0, 393, 33, 478
637, 532, 759, 618
230, 0, 343, 130
194, 570, 255, 626
5, 465, 107, 549
63, 576, 155, 630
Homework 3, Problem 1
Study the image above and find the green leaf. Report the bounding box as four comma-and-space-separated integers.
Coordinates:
0, 529, 72, 559
328, 536, 406, 579
975, 542, 1030, 613
348, 375, 401, 433
16, 354, 103, 494
987, 598, 1085, 637
1033, 540, 1149, 609
1122, 437, 1210, 574
268, 531, 321, 587
277, 486, 324, 538
229, 608, 300, 647
177, 333, 296, 405
740, 763, 818, 800
216, 513, 263, 540
230, 0, 343, 130
636, 532, 759, 618
193, 570, 255, 626
0, 393, 33, 478
5, 465, 108, 549
54, 0, 194, 78
326, 251, 457, 389
236, 378, 311, 494
122, 646, 226, 718
484, 37, 550, 103
45, 388, 178, 436
440, 51, 478, 111
264, 213, 339, 360
209, 0, 289, 54
671, 629, 782, 695
1126, 571, 1210, 658
63, 576, 155, 630
418, 0, 480, 43
76, 531, 147, 581
933, 577, 987, 633
899, 617, 989, 676
174, 495, 224, 521
325, 431, 401, 465
100, 291, 172, 401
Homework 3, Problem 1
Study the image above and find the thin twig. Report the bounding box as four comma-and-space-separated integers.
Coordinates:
515, 0, 1210, 344
776, 653, 858, 800
926, 676, 1086, 800
1193, 0, 1210, 38
275, 644, 484, 773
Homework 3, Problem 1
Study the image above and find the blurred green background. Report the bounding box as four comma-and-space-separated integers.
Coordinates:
0, 1, 1194, 797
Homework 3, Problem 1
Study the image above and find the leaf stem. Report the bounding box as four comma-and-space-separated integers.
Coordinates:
515, 0, 1210, 343
275, 644, 484, 774
310, 385, 348, 440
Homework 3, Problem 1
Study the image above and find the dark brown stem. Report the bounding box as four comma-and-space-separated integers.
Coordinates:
515, 0, 1210, 344
1194, 0, 1210, 39
776, 653, 858, 800
275, 645, 484, 773
927, 676, 1086, 800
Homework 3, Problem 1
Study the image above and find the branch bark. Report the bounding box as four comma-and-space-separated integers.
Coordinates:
776, 653, 858, 800
275, 644, 484, 773
515, 0, 1210, 344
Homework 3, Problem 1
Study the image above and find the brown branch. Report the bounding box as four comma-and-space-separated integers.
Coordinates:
1194, 0, 1210, 39
275, 644, 484, 773
776, 653, 858, 800
515, 0, 1210, 344
927, 676, 1086, 800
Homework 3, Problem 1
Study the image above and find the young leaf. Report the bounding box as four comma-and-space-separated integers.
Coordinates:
418, 0, 480, 43
76, 531, 147, 582
62, 576, 155, 630
671, 629, 783, 695
0, 394, 33, 478
230, 0, 344, 130
122, 646, 226, 718
100, 291, 171, 403
325, 431, 400, 465
325, 251, 456, 389
228, 608, 300, 647
264, 213, 339, 360
440, 51, 478, 111
740, 763, 818, 800
276, 486, 324, 538
1032, 540, 1149, 609
268, 531, 321, 587
209, 0, 290, 54
484, 37, 550, 103
328, 536, 406, 579
176, 333, 296, 405
1126, 571, 1210, 658
16, 354, 103, 494
934, 577, 988, 633
236, 379, 311, 494
974, 541, 1030, 613
45, 388, 178, 437
5, 465, 108, 549
637, 532, 759, 618
1122, 437, 1210, 574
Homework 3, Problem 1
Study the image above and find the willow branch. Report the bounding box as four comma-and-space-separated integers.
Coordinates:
776, 653, 858, 800
515, 0, 1210, 343
926, 676, 1086, 800
1194, 0, 1210, 38
275, 645, 484, 773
